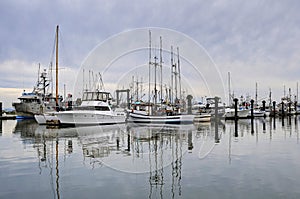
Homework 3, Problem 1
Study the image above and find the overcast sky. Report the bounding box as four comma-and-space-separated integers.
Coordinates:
1, 0, 300, 108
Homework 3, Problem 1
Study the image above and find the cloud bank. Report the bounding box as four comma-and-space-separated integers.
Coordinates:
1, 0, 299, 107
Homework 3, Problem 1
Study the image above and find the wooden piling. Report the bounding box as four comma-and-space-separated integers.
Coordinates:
187, 95, 193, 114
250, 99, 254, 119
0, 102, 2, 117
281, 101, 285, 117
214, 97, 220, 143
262, 100, 266, 111
272, 101, 276, 117
233, 98, 238, 120
250, 99, 254, 134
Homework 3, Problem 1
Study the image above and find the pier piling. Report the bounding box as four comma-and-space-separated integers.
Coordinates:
187, 95, 193, 114
214, 97, 220, 143
234, 120, 238, 137
250, 99, 254, 119
250, 99, 254, 134
0, 102, 2, 117
262, 100, 266, 111
188, 130, 193, 150
272, 101, 276, 117
233, 98, 238, 120
281, 101, 285, 117
0, 102, 2, 134
233, 98, 239, 137
288, 102, 292, 115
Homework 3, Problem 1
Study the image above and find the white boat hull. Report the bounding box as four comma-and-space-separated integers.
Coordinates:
249, 110, 266, 117
56, 110, 126, 126
224, 108, 249, 118
128, 112, 195, 124
34, 113, 59, 125
193, 114, 211, 122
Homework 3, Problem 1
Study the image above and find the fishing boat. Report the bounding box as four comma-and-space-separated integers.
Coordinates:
193, 97, 225, 120
127, 31, 194, 124
13, 68, 63, 119
55, 89, 126, 126
128, 102, 195, 124
223, 108, 249, 119
193, 113, 211, 122
252, 109, 266, 117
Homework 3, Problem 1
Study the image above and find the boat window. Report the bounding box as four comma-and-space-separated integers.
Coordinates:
82, 93, 88, 100
74, 106, 110, 111
95, 106, 110, 111
104, 93, 109, 101
98, 93, 103, 100
93, 92, 99, 100
87, 92, 93, 100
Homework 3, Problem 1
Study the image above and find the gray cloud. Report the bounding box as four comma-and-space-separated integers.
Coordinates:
1, 0, 300, 107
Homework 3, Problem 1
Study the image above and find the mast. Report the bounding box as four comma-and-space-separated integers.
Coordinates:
255, 82, 258, 106
148, 30, 151, 105
136, 76, 139, 101
171, 46, 174, 104
297, 82, 299, 102
38, 63, 40, 86
89, 70, 91, 91
154, 56, 158, 108
228, 72, 231, 106
174, 62, 178, 102
269, 88, 272, 107
55, 25, 59, 109
177, 47, 182, 104
36, 63, 41, 93
140, 77, 143, 101
160, 36, 163, 105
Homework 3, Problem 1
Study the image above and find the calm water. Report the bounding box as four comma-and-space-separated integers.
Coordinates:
0, 117, 300, 199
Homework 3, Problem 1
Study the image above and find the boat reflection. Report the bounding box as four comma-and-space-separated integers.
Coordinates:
128, 123, 195, 198
6, 115, 300, 198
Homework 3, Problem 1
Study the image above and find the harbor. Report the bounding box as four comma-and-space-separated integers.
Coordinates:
1, 1, 300, 198
1, 116, 300, 198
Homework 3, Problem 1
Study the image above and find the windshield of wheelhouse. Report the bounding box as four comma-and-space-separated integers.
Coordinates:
74, 106, 110, 111
82, 92, 110, 101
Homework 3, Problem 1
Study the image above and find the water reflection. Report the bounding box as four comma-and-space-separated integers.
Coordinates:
3, 116, 300, 199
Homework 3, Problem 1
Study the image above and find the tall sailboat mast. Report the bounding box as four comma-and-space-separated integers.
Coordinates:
171, 46, 174, 104
160, 36, 163, 105
297, 82, 299, 102
228, 72, 231, 106
55, 25, 59, 109
154, 56, 158, 107
177, 47, 181, 104
148, 30, 151, 105
255, 82, 258, 106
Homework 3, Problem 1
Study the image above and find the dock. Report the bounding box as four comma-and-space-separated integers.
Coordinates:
0, 114, 16, 120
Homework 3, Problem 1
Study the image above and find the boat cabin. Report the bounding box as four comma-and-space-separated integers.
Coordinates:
82, 91, 112, 102
19, 92, 42, 104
